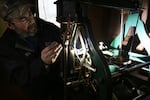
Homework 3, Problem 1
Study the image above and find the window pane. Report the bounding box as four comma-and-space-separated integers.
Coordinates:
38, 0, 60, 27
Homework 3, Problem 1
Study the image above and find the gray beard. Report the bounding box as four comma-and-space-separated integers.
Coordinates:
15, 27, 37, 38
15, 30, 37, 38
14, 22, 37, 38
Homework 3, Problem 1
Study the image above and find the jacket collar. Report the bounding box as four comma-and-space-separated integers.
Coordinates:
15, 43, 34, 52
14, 36, 37, 53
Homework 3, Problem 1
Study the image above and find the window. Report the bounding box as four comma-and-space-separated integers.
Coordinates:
38, 0, 60, 27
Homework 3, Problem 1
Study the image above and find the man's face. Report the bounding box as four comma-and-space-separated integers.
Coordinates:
10, 8, 37, 37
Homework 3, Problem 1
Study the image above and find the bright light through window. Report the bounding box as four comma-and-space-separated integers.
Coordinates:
38, 0, 60, 27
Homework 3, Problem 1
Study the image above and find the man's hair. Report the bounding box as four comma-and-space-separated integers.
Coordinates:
0, 0, 33, 22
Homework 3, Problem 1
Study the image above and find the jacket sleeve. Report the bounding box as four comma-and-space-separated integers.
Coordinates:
1, 56, 48, 87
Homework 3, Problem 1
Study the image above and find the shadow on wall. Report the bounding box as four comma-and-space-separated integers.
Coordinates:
0, 18, 7, 38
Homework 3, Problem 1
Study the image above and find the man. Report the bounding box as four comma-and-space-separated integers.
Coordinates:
0, 0, 63, 100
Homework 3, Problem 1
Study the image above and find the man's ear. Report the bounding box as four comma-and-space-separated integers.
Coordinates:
3, 21, 15, 30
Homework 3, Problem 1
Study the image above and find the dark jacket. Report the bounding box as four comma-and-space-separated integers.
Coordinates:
0, 18, 63, 100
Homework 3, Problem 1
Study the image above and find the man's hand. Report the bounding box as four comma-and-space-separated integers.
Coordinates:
41, 41, 63, 64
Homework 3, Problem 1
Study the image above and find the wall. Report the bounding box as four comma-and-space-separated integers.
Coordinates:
0, 18, 7, 37
87, 0, 149, 46
87, 5, 121, 45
